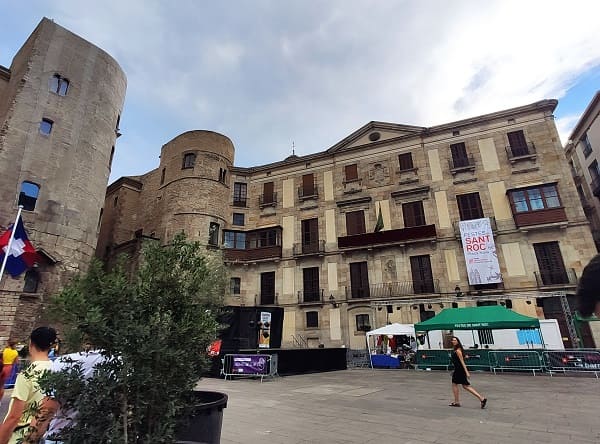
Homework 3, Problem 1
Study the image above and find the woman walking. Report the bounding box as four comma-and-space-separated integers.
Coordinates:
449, 336, 487, 408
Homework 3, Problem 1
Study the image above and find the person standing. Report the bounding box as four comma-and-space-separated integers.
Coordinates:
448, 336, 487, 409
0, 327, 56, 444
0, 340, 19, 403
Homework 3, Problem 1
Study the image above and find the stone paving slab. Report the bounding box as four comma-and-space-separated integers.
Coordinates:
196, 369, 600, 444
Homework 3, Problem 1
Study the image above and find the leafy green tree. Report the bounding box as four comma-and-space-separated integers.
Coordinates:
40, 233, 227, 443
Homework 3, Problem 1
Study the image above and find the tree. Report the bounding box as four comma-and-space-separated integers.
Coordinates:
39, 233, 227, 443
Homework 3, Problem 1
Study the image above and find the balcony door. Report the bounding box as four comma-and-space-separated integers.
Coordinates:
303, 267, 320, 302
301, 218, 319, 254
260, 271, 275, 305
350, 262, 370, 298
410, 255, 435, 294
450, 142, 469, 168
533, 242, 568, 285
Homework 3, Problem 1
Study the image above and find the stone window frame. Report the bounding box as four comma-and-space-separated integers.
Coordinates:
306, 311, 319, 328
39, 118, 53, 135
182, 152, 196, 169
49, 73, 69, 96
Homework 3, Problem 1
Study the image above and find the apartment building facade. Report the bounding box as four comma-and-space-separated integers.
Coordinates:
0, 18, 126, 341
99, 99, 599, 349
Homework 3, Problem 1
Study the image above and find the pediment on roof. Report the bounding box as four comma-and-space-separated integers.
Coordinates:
327, 121, 425, 153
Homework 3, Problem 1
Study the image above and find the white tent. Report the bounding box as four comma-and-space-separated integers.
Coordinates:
366, 323, 416, 369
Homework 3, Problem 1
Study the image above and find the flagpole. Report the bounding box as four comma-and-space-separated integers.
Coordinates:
0, 205, 24, 282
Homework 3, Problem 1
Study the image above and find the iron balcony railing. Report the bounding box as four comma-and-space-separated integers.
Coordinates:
448, 154, 476, 171
298, 184, 318, 200
259, 192, 278, 207
298, 288, 324, 304
337, 224, 436, 249
506, 142, 536, 160
293, 240, 325, 256
344, 280, 440, 299
232, 197, 247, 207
534, 268, 577, 287
258, 292, 277, 305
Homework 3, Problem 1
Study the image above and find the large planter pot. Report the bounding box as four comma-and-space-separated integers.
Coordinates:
176, 391, 228, 444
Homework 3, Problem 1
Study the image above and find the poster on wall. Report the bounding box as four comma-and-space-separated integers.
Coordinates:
459, 217, 502, 285
258, 311, 272, 348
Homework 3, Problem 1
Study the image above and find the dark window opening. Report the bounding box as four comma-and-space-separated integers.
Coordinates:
260, 272, 275, 304
457, 192, 484, 220
306, 311, 319, 328
301, 218, 319, 253
208, 222, 219, 246
450, 142, 470, 168
356, 314, 371, 331
232, 213, 245, 226
23, 269, 40, 293
182, 153, 196, 169
410, 255, 435, 294
49, 74, 69, 96
40, 118, 53, 135
402, 201, 426, 227
302, 267, 320, 302
160, 168, 166, 185
534, 241, 568, 285
219, 168, 227, 183
507, 130, 529, 156
398, 152, 414, 171
345, 210, 366, 235
233, 182, 248, 207
350, 261, 370, 298
230, 277, 241, 294
18, 181, 40, 211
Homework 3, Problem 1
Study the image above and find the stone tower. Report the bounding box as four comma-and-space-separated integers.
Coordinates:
0, 18, 127, 339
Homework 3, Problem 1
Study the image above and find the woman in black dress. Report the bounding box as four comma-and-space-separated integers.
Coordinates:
449, 336, 487, 408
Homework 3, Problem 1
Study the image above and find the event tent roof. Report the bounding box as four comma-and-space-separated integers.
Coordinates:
414, 306, 540, 331
366, 323, 415, 337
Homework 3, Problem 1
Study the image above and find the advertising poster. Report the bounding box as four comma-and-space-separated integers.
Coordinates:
258, 311, 271, 348
232, 355, 268, 375
459, 217, 502, 285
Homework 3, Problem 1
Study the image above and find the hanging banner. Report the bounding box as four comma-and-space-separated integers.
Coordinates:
459, 217, 502, 285
258, 311, 272, 348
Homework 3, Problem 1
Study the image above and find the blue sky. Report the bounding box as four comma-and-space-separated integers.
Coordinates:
1, 1, 599, 183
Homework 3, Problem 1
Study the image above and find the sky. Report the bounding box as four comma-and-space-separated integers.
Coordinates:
1, 1, 599, 183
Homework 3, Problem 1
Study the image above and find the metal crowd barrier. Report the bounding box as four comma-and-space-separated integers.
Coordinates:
543, 350, 600, 378
222, 354, 278, 382
488, 350, 544, 376
346, 349, 371, 368
415, 350, 451, 370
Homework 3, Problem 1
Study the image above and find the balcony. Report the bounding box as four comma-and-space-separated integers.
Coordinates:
232, 197, 247, 207
449, 154, 476, 174
298, 288, 324, 304
298, 185, 318, 201
222, 245, 282, 262
534, 268, 577, 287
337, 224, 436, 249
591, 176, 600, 197
293, 240, 325, 256
344, 280, 440, 300
513, 208, 567, 228
258, 292, 277, 305
259, 192, 278, 208
505, 142, 536, 162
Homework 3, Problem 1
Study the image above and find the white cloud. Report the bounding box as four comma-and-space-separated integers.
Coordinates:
556, 114, 581, 146
5, 0, 600, 178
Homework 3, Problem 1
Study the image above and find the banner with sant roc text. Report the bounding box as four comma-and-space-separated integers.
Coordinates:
459, 217, 502, 285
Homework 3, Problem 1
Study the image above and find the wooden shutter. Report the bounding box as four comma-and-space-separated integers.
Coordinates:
302, 174, 315, 196
457, 193, 484, 220
303, 267, 320, 302
534, 242, 568, 284
398, 153, 414, 171
263, 181, 274, 203
507, 130, 528, 156
260, 271, 275, 304
450, 142, 469, 168
344, 164, 358, 182
350, 262, 370, 298
301, 218, 319, 253
410, 255, 434, 294
345, 211, 365, 235
402, 201, 425, 227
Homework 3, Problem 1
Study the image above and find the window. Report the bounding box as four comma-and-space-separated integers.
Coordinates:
219, 168, 227, 183
534, 242, 568, 285
350, 262, 370, 298
230, 277, 241, 294
306, 311, 319, 328
344, 164, 358, 182
261, 181, 275, 205
232, 213, 245, 226
302, 267, 320, 302
223, 231, 246, 249
182, 153, 196, 169
39, 119, 53, 135
345, 210, 366, 235
402, 201, 426, 227
582, 133, 593, 158
23, 269, 40, 293
477, 329, 494, 345
457, 193, 484, 220
233, 182, 247, 207
450, 142, 470, 168
509, 184, 561, 213
49, 74, 69, 96
398, 153, 414, 171
109, 146, 115, 169
507, 130, 529, 157
260, 272, 275, 304
18, 181, 40, 211
113, 195, 118, 207
245, 228, 279, 249
355, 314, 371, 331
589, 160, 600, 181
301, 218, 319, 253
208, 222, 219, 246
300, 173, 316, 197
410, 255, 435, 294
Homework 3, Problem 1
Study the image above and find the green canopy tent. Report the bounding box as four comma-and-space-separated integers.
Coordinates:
414, 306, 542, 348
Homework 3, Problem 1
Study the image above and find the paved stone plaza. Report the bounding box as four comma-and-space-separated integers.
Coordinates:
198, 369, 599, 444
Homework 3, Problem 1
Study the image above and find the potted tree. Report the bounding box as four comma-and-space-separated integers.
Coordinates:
39, 233, 228, 443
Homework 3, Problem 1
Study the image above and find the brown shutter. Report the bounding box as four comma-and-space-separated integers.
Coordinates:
507, 130, 528, 156
346, 211, 365, 235
534, 242, 567, 284
403, 202, 425, 227
302, 174, 314, 196
303, 267, 320, 302
260, 271, 275, 304
457, 193, 483, 220
410, 255, 434, 294
350, 262, 370, 298
345, 164, 358, 181
450, 142, 468, 168
263, 181, 274, 203
398, 153, 414, 171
